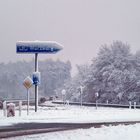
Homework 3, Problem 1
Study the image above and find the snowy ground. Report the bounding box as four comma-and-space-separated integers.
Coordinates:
1, 103, 140, 139
4, 123, 140, 140
1, 102, 140, 126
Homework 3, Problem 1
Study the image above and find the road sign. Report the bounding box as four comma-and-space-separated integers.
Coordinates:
23, 77, 33, 89
95, 92, 99, 98
17, 40, 63, 112
61, 89, 66, 95
32, 72, 41, 85
16, 41, 63, 53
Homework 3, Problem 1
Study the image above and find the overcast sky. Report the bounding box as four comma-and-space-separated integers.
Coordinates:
0, 0, 140, 75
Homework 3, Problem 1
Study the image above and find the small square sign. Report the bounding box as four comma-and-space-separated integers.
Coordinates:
32, 72, 41, 85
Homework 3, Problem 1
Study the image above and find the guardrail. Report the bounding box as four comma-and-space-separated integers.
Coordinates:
2, 100, 139, 109
6, 100, 35, 106
52, 101, 140, 109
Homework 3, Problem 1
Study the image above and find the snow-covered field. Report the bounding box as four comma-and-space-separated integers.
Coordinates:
1, 103, 140, 126
5, 123, 140, 140
1, 103, 140, 139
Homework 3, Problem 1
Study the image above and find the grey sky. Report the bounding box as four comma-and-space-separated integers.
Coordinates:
0, 0, 140, 75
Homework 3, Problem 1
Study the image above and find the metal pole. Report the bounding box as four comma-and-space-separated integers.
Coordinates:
80, 87, 83, 107
3, 101, 7, 117
63, 95, 64, 105
134, 102, 136, 109
129, 101, 131, 109
35, 53, 38, 112
27, 89, 29, 115
95, 92, 98, 109
19, 101, 22, 116
96, 100, 98, 109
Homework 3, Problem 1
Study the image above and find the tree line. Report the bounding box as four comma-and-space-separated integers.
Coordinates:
0, 59, 71, 100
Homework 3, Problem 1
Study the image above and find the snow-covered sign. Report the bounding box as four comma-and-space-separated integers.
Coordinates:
61, 89, 66, 95
95, 92, 99, 97
16, 41, 63, 54
23, 76, 33, 89
32, 72, 41, 85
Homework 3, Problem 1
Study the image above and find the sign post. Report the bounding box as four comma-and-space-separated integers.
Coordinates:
95, 92, 99, 109
27, 88, 29, 115
19, 101, 22, 116
23, 76, 33, 115
35, 53, 38, 112
80, 86, 84, 107
17, 41, 63, 112
3, 101, 7, 117
61, 89, 66, 105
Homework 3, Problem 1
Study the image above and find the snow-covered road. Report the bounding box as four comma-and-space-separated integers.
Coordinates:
5, 123, 140, 140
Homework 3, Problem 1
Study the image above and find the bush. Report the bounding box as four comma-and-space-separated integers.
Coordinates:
39, 97, 47, 103
49, 96, 53, 101
0, 101, 3, 109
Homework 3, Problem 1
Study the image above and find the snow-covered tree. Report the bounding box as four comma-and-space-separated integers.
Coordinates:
0, 59, 71, 100
57, 64, 91, 102
87, 41, 140, 104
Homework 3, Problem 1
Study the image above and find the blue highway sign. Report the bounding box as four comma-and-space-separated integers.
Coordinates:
16, 41, 63, 53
